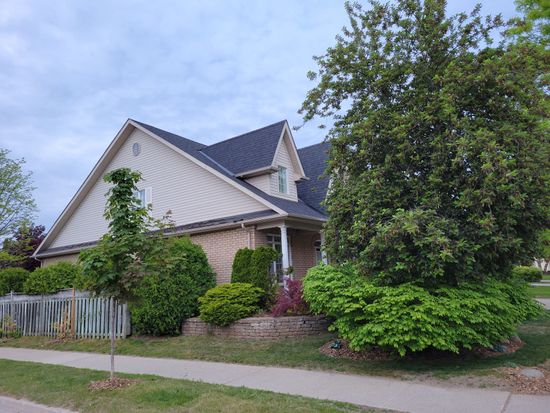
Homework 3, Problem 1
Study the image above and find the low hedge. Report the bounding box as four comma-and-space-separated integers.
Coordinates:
199, 283, 264, 326
0, 268, 29, 296
512, 266, 543, 283
23, 262, 82, 295
303, 264, 544, 356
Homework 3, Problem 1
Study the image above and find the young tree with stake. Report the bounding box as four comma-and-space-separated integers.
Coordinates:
79, 168, 150, 380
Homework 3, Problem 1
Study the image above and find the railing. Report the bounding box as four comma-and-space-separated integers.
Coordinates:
0, 290, 130, 339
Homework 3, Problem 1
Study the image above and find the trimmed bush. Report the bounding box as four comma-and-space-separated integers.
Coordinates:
23, 262, 82, 295
131, 237, 216, 336
231, 248, 254, 283
512, 266, 543, 283
0, 268, 29, 296
271, 279, 309, 317
230, 246, 279, 302
199, 283, 264, 326
303, 264, 544, 356
250, 246, 279, 292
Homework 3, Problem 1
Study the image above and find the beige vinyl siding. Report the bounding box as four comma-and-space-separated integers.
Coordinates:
269, 136, 298, 201
50, 129, 269, 248
246, 174, 271, 193
41, 253, 79, 267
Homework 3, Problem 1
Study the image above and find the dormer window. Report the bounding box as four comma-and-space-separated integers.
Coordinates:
278, 166, 288, 194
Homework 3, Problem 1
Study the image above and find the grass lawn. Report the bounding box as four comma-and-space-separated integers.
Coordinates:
0, 359, 380, 413
542, 275, 550, 281
2, 315, 549, 380
527, 285, 550, 298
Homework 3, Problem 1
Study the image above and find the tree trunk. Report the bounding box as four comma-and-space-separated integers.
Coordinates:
110, 297, 115, 380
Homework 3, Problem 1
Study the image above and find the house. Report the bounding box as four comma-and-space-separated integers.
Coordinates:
34, 119, 330, 284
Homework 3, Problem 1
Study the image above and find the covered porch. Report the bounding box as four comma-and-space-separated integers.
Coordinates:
252, 218, 327, 281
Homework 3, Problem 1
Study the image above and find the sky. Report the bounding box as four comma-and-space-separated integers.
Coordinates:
0, 0, 520, 230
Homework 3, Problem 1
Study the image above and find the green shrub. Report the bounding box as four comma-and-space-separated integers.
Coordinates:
303, 264, 544, 356
199, 283, 263, 326
0, 268, 29, 296
231, 248, 254, 283
250, 246, 279, 292
361, 209, 475, 287
230, 246, 279, 302
512, 266, 543, 283
131, 237, 216, 336
23, 262, 82, 295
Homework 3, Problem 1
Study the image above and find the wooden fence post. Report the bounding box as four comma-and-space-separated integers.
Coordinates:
71, 288, 76, 338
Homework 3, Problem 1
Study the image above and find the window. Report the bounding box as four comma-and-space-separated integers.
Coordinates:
267, 234, 292, 284
133, 188, 151, 207
314, 240, 323, 264
278, 166, 288, 194
133, 189, 146, 206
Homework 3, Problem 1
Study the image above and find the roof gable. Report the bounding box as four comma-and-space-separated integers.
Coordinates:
35, 118, 328, 257
201, 121, 285, 175
297, 142, 330, 213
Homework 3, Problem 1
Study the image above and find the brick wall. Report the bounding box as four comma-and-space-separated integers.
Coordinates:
290, 230, 319, 279
190, 227, 250, 284
182, 315, 328, 339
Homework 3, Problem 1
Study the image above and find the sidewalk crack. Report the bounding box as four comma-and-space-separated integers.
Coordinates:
500, 393, 512, 413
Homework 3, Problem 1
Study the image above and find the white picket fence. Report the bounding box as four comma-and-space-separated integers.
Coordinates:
0, 290, 130, 339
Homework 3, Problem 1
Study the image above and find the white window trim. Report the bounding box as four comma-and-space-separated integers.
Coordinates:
133, 187, 152, 207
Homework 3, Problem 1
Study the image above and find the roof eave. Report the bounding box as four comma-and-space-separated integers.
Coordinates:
35, 212, 288, 259
236, 166, 278, 178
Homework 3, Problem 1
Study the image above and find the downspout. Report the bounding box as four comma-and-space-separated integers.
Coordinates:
241, 223, 252, 248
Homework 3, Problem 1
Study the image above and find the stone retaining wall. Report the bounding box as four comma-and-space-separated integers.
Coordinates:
182, 315, 328, 339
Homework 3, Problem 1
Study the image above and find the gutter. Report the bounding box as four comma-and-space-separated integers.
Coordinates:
35, 213, 287, 259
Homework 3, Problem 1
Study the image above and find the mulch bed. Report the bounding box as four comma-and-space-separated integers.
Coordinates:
89, 377, 140, 391
472, 336, 524, 358
320, 336, 526, 362
502, 366, 550, 394
319, 339, 392, 361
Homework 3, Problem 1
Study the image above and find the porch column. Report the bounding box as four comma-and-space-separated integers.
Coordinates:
279, 224, 290, 287
279, 224, 290, 270
320, 231, 328, 264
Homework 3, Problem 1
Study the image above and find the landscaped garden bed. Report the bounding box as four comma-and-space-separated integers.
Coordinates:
182, 314, 328, 339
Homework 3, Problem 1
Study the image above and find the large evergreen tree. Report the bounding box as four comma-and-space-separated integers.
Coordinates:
300, 0, 549, 286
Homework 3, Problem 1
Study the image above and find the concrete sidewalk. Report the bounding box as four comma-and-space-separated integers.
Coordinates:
0, 396, 75, 413
1, 347, 548, 413
536, 298, 550, 309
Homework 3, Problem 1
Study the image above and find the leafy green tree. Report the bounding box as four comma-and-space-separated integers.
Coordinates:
79, 168, 151, 380
1, 224, 46, 271
300, 0, 549, 285
509, 0, 550, 44
0, 149, 36, 240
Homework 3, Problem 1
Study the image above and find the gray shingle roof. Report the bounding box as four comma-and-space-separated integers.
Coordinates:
200, 121, 285, 175
297, 142, 330, 214
134, 120, 327, 221
133, 120, 206, 152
